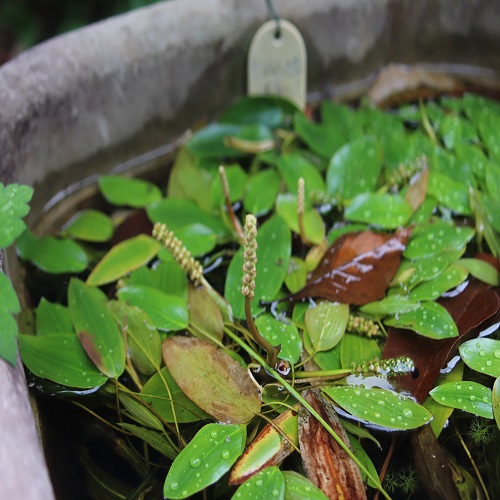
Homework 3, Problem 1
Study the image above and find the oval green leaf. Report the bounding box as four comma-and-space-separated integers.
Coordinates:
385, 301, 458, 339
344, 193, 413, 229
98, 175, 162, 208
283, 471, 328, 500
284, 256, 307, 293
457, 258, 500, 286
304, 301, 348, 352
459, 338, 500, 378
140, 367, 211, 423
19, 333, 108, 388
164, 423, 246, 499
87, 235, 160, 286
62, 209, 114, 242
323, 386, 433, 430
326, 136, 383, 200
276, 153, 325, 195
339, 334, 381, 370
429, 381, 493, 419
244, 168, 281, 216
188, 285, 224, 342
233, 467, 285, 500
255, 314, 302, 364
16, 229, 88, 274
163, 336, 261, 424
117, 285, 188, 332
69, 279, 125, 378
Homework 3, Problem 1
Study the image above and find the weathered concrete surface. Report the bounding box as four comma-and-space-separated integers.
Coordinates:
0, 0, 499, 498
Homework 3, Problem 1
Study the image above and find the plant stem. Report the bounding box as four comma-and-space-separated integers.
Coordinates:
219, 165, 244, 242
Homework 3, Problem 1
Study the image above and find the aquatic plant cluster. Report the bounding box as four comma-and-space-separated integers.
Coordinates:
11, 93, 500, 498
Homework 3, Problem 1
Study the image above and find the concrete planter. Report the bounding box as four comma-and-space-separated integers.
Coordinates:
1, 0, 499, 497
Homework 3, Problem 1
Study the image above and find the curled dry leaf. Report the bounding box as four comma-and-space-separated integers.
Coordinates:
289, 228, 411, 306
162, 336, 261, 424
298, 390, 366, 500
229, 406, 298, 485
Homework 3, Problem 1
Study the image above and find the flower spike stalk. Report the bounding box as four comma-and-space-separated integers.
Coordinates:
241, 214, 281, 368
219, 165, 245, 242
297, 177, 311, 245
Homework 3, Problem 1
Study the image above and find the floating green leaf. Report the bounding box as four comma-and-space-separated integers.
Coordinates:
86, 235, 160, 286
117, 285, 188, 332
68, 279, 125, 378
409, 262, 468, 301
427, 171, 471, 215
459, 338, 500, 378
276, 194, 325, 244
164, 423, 245, 499
276, 153, 325, 195
344, 193, 413, 229
188, 285, 224, 342
304, 301, 348, 352
339, 334, 381, 369
255, 314, 302, 363
0, 183, 33, 248
108, 301, 162, 375
282, 471, 328, 500
404, 220, 474, 259
233, 467, 285, 500
429, 381, 493, 419
360, 296, 420, 316
16, 229, 88, 274
36, 298, 73, 335
294, 112, 344, 158
163, 337, 261, 423
284, 256, 307, 293
98, 175, 162, 208
62, 209, 114, 242
19, 333, 108, 388
243, 168, 281, 216
326, 136, 383, 200
385, 301, 458, 339
456, 258, 500, 286
324, 386, 433, 430
140, 367, 211, 423
225, 216, 291, 318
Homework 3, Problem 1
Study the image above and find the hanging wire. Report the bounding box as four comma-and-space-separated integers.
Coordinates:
266, 0, 281, 38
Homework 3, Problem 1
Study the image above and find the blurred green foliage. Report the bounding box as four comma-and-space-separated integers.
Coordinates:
0, 0, 164, 51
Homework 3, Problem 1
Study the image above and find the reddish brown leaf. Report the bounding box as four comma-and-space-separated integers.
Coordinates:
290, 228, 411, 306
405, 163, 429, 211
77, 331, 104, 372
383, 277, 500, 402
298, 390, 366, 500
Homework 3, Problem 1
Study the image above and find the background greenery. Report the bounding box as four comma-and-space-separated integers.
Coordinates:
0, 0, 165, 64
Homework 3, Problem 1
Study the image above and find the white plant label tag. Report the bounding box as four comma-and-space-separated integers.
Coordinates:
248, 19, 307, 110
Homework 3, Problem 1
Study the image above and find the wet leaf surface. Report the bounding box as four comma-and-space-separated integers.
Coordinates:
298, 390, 366, 500
233, 466, 285, 500
255, 314, 302, 363
339, 334, 381, 369
289, 228, 411, 306
36, 298, 73, 335
304, 302, 348, 352
163, 337, 261, 423
69, 279, 125, 378
230, 408, 298, 485
459, 338, 500, 378
163, 423, 245, 498
282, 471, 328, 500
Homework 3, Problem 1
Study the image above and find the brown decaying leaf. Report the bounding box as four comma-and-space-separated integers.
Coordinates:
298, 390, 366, 500
411, 425, 461, 500
187, 285, 224, 341
162, 336, 261, 424
405, 163, 429, 211
78, 331, 104, 373
384, 275, 500, 402
290, 228, 411, 306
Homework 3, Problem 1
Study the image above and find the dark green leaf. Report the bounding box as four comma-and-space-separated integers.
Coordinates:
119, 423, 178, 460
0, 183, 33, 248
68, 279, 125, 378
19, 333, 108, 388
98, 175, 162, 208
36, 298, 73, 335
234, 467, 285, 499
282, 470, 328, 500
244, 168, 281, 216
294, 112, 344, 158
117, 285, 188, 332
275, 153, 325, 195
62, 209, 114, 242
17, 229, 88, 274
